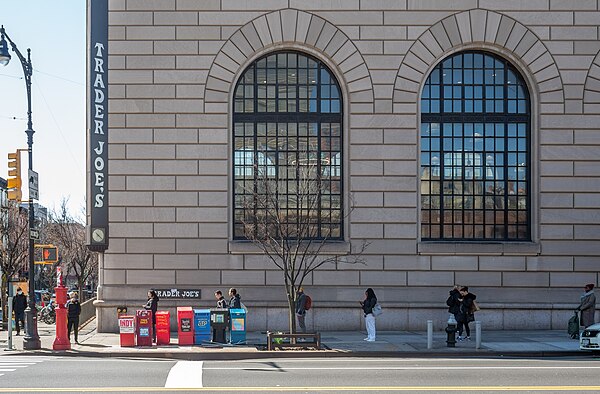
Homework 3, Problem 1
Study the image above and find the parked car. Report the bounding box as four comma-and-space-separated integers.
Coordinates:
580, 322, 600, 354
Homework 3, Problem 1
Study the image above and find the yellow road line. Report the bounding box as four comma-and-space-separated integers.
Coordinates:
0, 387, 600, 392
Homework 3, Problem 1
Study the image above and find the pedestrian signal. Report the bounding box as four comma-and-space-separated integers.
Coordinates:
42, 247, 58, 263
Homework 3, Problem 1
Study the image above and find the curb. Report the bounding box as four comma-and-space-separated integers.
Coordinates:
2, 348, 589, 360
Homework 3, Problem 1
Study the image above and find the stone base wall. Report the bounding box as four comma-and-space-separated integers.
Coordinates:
96, 300, 595, 334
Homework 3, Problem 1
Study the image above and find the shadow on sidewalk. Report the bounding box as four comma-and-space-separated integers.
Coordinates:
76, 342, 110, 348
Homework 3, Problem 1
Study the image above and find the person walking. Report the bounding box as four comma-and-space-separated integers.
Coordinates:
228, 288, 241, 309
215, 290, 228, 308
577, 284, 596, 328
295, 287, 307, 333
66, 292, 82, 343
12, 288, 27, 336
143, 289, 159, 342
456, 286, 476, 341
360, 288, 377, 342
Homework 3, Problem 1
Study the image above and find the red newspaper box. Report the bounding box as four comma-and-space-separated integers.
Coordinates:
177, 307, 194, 345
155, 311, 171, 345
118, 315, 135, 347
136, 309, 153, 347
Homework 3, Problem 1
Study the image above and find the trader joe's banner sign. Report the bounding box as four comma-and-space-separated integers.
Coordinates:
86, 0, 109, 252
154, 289, 202, 300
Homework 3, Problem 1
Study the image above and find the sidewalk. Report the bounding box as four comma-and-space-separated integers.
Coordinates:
0, 318, 585, 359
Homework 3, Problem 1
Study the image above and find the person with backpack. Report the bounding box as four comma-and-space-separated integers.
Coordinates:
456, 286, 477, 341
295, 287, 312, 333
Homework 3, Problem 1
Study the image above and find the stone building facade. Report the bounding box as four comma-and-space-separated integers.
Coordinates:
92, 0, 599, 332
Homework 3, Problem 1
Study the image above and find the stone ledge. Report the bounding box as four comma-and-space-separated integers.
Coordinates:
228, 240, 352, 255
418, 242, 541, 256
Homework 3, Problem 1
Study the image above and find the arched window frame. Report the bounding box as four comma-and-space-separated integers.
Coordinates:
420, 50, 531, 242
232, 51, 344, 241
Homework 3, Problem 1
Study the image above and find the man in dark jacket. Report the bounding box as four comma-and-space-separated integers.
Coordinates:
295, 287, 307, 333
12, 288, 28, 336
228, 288, 241, 309
66, 292, 82, 343
215, 290, 228, 308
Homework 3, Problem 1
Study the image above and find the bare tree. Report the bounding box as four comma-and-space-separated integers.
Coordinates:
0, 201, 28, 328
45, 199, 98, 301
240, 160, 367, 334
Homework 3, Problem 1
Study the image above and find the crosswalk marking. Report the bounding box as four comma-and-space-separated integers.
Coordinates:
0, 356, 52, 379
165, 361, 203, 388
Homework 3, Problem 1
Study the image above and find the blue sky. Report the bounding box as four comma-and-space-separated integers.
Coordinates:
1, 1, 86, 218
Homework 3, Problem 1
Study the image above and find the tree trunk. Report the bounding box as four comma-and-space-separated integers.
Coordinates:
286, 286, 296, 334
78, 278, 85, 302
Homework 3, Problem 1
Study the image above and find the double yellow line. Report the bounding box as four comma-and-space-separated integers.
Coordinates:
1, 386, 600, 392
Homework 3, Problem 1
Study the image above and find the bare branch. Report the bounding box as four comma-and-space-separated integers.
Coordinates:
45, 197, 98, 300
238, 158, 368, 333
0, 201, 30, 325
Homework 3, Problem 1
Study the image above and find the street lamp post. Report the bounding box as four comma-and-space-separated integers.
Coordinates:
0, 25, 41, 350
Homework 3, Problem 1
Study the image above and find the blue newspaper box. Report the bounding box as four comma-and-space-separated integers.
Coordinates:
193, 309, 211, 344
229, 308, 246, 344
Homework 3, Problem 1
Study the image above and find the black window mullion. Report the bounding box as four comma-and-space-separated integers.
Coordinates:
233, 51, 343, 241
420, 51, 530, 242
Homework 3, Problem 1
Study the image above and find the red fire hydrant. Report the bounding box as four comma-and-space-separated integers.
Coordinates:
52, 267, 71, 350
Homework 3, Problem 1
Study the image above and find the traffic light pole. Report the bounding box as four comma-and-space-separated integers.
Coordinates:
0, 26, 41, 350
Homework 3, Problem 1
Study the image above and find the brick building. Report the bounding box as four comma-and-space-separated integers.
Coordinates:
88, 0, 599, 332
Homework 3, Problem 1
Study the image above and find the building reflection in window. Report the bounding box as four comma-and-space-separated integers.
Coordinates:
420, 51, 530, 241
233, 52, 343, 240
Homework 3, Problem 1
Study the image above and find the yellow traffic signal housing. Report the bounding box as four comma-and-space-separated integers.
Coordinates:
7, 177, 21, 188
7, 189, 22, 201
7, 151, 22, 201
41, 247, 58, 263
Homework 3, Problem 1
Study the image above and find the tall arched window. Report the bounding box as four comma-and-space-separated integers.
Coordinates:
420, 51, 530, 241
233, 52, 343, 240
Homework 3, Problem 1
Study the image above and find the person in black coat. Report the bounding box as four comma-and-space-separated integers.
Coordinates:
446, 285, 461, 319
456, 286, 477, 340
12, 288, 28, 336
359, 288, 377, 342
66, 292, 82, 343
143, 289, 159, 342
228, 288, 241, 309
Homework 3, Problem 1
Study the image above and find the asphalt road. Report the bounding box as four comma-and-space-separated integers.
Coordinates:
1, 355, 600, 393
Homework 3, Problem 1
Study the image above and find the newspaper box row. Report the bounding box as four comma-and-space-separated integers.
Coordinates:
118, 307, 246, 347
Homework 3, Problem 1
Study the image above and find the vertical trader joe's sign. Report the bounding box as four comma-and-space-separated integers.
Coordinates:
86, 0, 109, 252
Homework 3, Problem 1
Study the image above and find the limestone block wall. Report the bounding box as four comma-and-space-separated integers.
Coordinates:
96, 0, 599, 332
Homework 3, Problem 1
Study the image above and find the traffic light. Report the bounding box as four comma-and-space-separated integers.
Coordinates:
7, 151, 22, 201
41, 246, 58, 263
